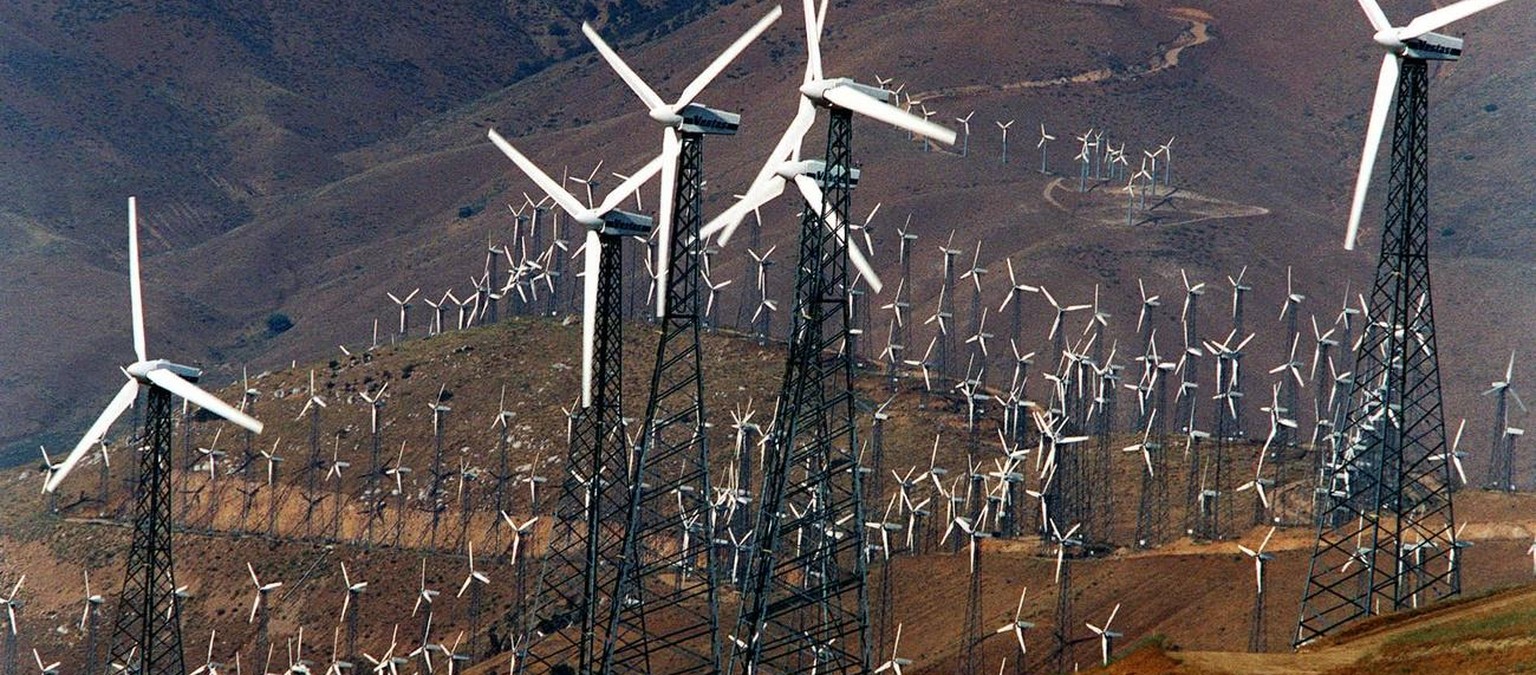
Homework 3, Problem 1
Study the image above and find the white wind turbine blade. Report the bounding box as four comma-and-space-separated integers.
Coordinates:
1344, 54, 1399, 251
1355, 0, 1392, 32
792, 175, 883, 292
46, 379, 138, 493
654, 129, 680, 318
756, 97, 821, 182
675, 5, 784, 109
143, 369, 264, 434
487, 129, 590, 221
802, 0, 823, 80
1399, 0, 1513, 39
596, 153, 663, 215
702, 176, 788, 244
579, 23, 667, 111
127, 197, 147, 362
706, 99, 816, 245
821, 86, 957, 145
582, 230, 601, 408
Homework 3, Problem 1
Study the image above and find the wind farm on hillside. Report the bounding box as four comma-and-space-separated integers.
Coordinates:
3, 0, 1536, 674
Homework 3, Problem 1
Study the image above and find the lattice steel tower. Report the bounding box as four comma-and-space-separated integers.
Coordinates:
729, 109, 870, 675
1295, 56, 1457, 646
525, 220, 650, 674
604, 127, 722, 674
105, 386, 187, 675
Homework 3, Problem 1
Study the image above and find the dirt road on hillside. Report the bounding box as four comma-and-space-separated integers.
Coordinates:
910, 7, 1214, 104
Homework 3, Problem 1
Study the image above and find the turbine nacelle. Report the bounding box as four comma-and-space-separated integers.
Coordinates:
799, 78, 893, 106
676, 103, 742, 135
1375, 29, 1463, 60
125, 360, 201, 382
593, 210, 656, 239
798, 159, 862, 189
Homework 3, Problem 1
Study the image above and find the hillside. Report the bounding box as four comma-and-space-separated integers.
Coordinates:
6, 0, 1535, 470
1105, 583, 1536, 674
4, 316, 1536, 673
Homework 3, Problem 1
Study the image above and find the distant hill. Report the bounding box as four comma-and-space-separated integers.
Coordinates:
4, 0, 1534, 481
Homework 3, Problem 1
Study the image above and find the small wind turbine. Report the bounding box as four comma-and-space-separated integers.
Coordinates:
996, 119, 1014, 164
993, 585, 1033, 664
1239, 526, 1276, 651
873, 622, 912, 674
1037, 123, 1055, 174
956, 110, 974, 157
387, 289, 420, 338
1085, 603, 1122, 666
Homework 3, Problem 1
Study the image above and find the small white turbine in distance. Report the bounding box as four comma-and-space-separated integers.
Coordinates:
1238, 526, 1277, 593
45, 198, 264, 494
247, 563, 282, 624
32, 650, 60, 675
996, 119, 1014, 164
1085, 602, 1122, 666
457, 540, 491, 598
994, 585, 1034, 658
873, 622, 912, 674
339, 562, 366, 626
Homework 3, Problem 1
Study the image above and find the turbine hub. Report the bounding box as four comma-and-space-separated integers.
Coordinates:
648, 108, 684, 126
125, 359, 202, 382
1372, 28, 1405, 51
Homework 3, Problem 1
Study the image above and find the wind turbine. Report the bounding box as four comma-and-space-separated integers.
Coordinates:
1342, 0, 1513, 250
31, 650, 60, 675
42, 199, 263, 674
1300, 0, 1517, 646
956, 110, 974, 157
714, 3, 953, 672
996, 119, 1014, 164
1037, 123, 1055, 174
457, 540, 491, 656
1085, 603, 1122, 666
487, 130, 658, 408
993, 585, 1033, 673
1157, 136, 1175, 188
1239, 526, 1276, 652
1484, 351, 1526, 490
387, 289, 420, 338
3, 575, 21, 675
700, 0, 954, 264
339, 563, 366, 664
581, 4, 781, 317
488, 124, 661, 674
47, 200, 264, 494
248, 562, 282, 666
873, 622, 912, 674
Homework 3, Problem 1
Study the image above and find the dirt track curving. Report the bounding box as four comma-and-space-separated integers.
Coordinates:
910, 6, 1214, 104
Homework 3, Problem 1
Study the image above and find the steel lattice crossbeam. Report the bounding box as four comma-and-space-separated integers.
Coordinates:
603, 133, 723, 674
1296, 58, 1458, 647
729, 109, 870, 675
105, 386, 189, 675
